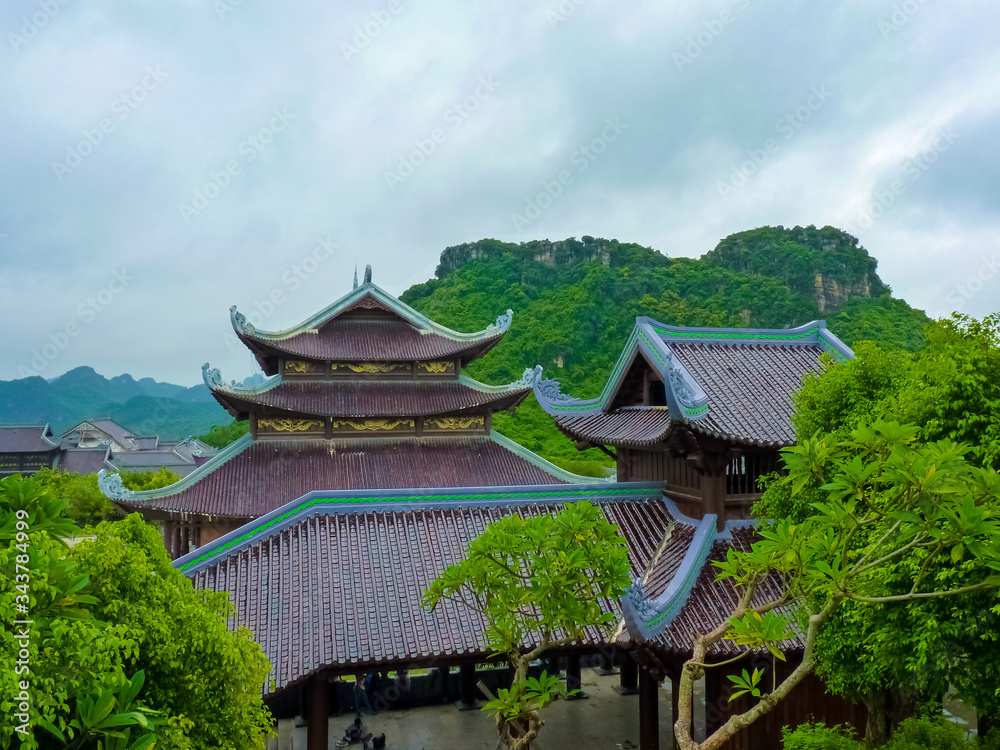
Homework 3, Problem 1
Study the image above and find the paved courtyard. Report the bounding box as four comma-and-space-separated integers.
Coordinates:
269, 668, 704, 750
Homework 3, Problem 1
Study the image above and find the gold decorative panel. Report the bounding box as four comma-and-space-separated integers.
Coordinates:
333, 419, 415, 432
284, 360, 322, 374
418, 361, 454, 374
258, 418, 324, 432
332, 363, 409, 374
426, 417, 485, 430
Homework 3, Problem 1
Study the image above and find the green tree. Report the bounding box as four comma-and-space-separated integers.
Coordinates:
781, 314, 1000, 740
0, 475, 161, 750
672, 422, 1000, 750
69, 513, 274, 750
422, 501, 631, 750
197, 420, 249, 449
119, 468, 181, 492
33, 469, 117, 527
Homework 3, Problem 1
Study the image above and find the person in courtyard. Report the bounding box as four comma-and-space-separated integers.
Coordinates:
353, 673, 374, 714
339, 716, 373, 748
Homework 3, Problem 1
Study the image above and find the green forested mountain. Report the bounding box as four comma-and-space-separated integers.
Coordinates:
401, 226, 931, 473
0, 366, 227, 440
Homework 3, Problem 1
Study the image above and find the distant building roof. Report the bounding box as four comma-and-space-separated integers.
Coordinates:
0, 424, 59, 453
60, 419, 136, 450
534, 319, 854, 448
104, 432, 599, 520
58, 447, 111, 474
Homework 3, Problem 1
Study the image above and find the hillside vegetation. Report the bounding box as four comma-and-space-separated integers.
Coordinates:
0, 366, 227, 440
401, 227, 931, 472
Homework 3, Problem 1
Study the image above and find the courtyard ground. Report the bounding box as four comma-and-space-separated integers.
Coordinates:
268, 666, 704, 750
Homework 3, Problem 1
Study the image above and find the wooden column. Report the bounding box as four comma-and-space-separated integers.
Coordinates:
670, 670, 682, 750
163, 521, 174, 558
618, 653, 639, 695
597, 651, 616, 675
306, 673, 328, 750
639, 668, 660, 750
180, 525, 190, 557
565, 653, 583, 697
704, 663, 726, 736
440, 665, 450, 701
458, 663, 477, 708
173, 524, 183, 559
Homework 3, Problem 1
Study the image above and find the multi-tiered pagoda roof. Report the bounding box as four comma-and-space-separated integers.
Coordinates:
100, 268, 598, 540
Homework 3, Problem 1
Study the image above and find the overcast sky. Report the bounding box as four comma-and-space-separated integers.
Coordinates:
1, 0, 998, 386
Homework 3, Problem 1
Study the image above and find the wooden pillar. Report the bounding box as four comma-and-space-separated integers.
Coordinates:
618, 653, 639, 695
702, 468, 727, 531
440, 665, 450, 701
670, 670, 685, 750
704, 664, 726, 736
566, 653, 583, 697
180, 524, 190, 556
597, 651, 616, 675
458, 663, 477, 708
639, 668, 660, 750
306, 673, 328, 750
173, 524, 182, 559
163, 521, 174, 558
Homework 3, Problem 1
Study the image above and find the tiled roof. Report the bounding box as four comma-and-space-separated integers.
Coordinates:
534, 319, 852, 449
0, 425, 58, 453
211, 379, 530, 419
668, 342, 823, 446
554, 408, 673, 447
240, 318, 504, 364
87, 419, 136, 448
178, 485, 674, 694
648, 528, 801, 657
58, 448, 110, 474
115, 435, 583, 519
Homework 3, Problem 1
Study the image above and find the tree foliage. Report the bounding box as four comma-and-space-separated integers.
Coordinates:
422, 501, 631, 750
197, 421, 249, 449
69, 514, 274, 750
673, 422, 1000, 750
0, 475, 161, 750
777, 313, 1000, 742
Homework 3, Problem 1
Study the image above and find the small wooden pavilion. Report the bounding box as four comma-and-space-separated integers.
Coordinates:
531, 317, 854, 529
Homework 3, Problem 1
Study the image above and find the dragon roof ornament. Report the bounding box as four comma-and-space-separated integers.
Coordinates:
202, 363, 240, 393
530, 366, 586, 406
229, 305, 256, 336
98, 469, 135, 500
483, 309, 514, 337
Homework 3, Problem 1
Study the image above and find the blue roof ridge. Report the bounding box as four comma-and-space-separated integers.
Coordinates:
202, 363, 283, 396
488, 429, 613, 483
172, 481, 666, 575
98, 433, 253, 503
229, 280, 513, 344
621, 512, 718, 641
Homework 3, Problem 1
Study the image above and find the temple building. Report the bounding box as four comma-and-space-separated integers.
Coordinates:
99, 267, 598, 558
99, 271, 864, 750
531, 318, 854, 529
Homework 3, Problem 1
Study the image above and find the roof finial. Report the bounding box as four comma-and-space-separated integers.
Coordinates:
364, 264, 372, 285
353, 262, 358, 290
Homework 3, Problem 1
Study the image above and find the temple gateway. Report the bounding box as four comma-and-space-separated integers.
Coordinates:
100, 268, 863, 750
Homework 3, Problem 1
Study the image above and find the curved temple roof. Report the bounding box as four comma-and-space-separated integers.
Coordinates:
533, 319, 854, 448
201, 365, 534, 420
169, 482, 784, 695
232, 281, 512, 343
99, 430, 610, 519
